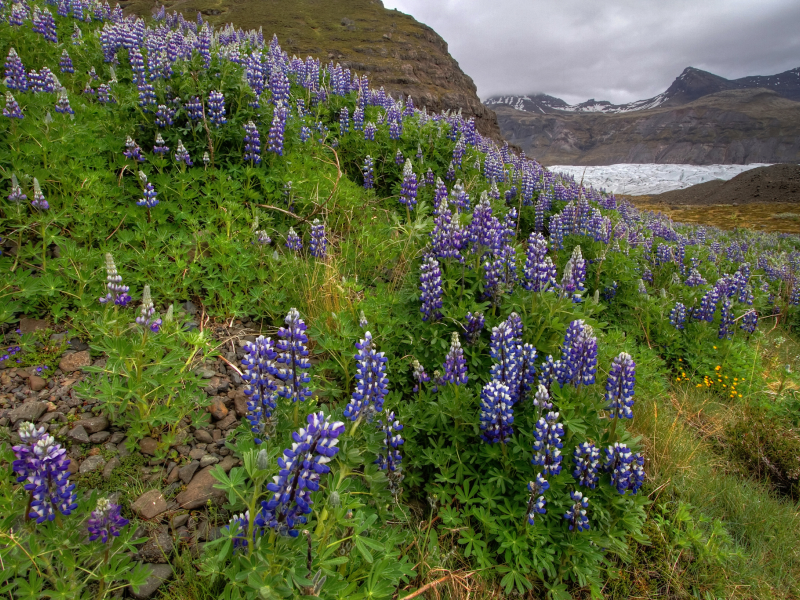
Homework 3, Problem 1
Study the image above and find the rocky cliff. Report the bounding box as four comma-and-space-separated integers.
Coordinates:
494, 88, 800, 166
122, 0, 501, 138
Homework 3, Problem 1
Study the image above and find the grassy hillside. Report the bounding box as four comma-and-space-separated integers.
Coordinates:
2, 4, 800, 600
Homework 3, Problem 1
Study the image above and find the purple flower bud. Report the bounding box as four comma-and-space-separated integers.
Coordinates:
309, 219, 327, 259
563, 491, 589, 532
87, 498, 129, 543
479, 380, 514, 444
532, 411, 563, 475
605, 352, 636, 419
344, 331, 389, 420
442, 332, 468, 386
241, 335, 278, 443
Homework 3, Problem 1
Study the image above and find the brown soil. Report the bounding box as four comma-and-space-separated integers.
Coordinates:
645, 163, 800, 206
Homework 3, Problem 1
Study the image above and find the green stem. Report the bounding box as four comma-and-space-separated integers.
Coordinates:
41, 221, 47, 271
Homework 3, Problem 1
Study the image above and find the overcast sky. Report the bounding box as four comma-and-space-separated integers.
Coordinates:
381, 0, 800, 105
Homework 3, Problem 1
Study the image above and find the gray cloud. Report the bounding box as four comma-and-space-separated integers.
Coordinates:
381, 0, 800, 104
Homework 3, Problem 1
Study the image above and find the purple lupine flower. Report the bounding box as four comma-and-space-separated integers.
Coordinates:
532, 411, 564, 476
299, 125, 312, 143
669, 302, 686, 330
3, 92, 24, 119
186, 96, 203, 121
269, 68, 290, 106
243, 120, 261, 165
479, 380, 514, 444
412, 359, 431, 394
123, 136, 145, 163
155, 104, 175, 127
285, 227, 302, 253
741, 310, 758, 335
339, 106, 349, 136
87, 498, 129, 543
97, 84, 115, 104
353, 106, 364, 131
257, 412, 344, 537
374, 411, 404, 471
309, 219, 327, 259
394, 150, 404, 166
642, 267, 653, 284
138, 82, 156, 111
605, 352, 636, 419
207, 91, 226, 126
359, 311, 368, 329
362, 155, 374, 189
12, 422, 77, 523
693, 287, 720, 322
560, 245, 586, 303
59, 50, 74, 74
538, 355, 558, 392
4, 48, 27, 91
197, 24, 212, 68
483, 244, 517, 305
400, 159, 418, 210
99, 253, 131, 306
8, 174, 27, 203
364, 122, 376, 141
241, 335, 279, 443
227, 510, 256, 552
267, 105, 287, 156
556, 320, 597, 388
31, 178, 48, 210
719, 300, 734, 340
137, 181, 158, 209
522, 232, 556, 292
153, 133, 169, 155
344, 331, 389, 420
129, 47, 145, 85
519, 343, 538, 401
464, 311, 485, 345
524, 475, 550, 527
573, 442, 601, 489
533, 384, 553, 418
563, 491, 590, 532
135, 285, 161, 333
442, 332, 468, 386
685, 268, 706, 287
174, 140, 192, 166
426, 168, 435, 187
628, 453, 645, 494
489, 319, 522, 402
419, 256, 443, 322
275, 307, 313, 403
604, 443, 635, 494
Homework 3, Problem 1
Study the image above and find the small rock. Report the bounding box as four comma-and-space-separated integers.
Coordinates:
182, 300, 198, 315
166, 465, 179, 484
188, 448, 205, 460
40, 411, 64, 424
28, 375, 47, 392
194, 429, 213, 444
103, 456, 120, 479
109, 431, 125, 444
178, 460, 200, 484
175, 466, 226, 509
175, 444, 191, 456
219, 455, 238, 472
74, 415, 109, 434
8, 401, 48, 424
131, 489, 168, 520
204, 376, 221, 395
68, 424, 90, 444
117, 443, 131, 459
19, 317, 48, 334
80, 455, 106, 474
88, 447, 101, 456
46, 401, 57, 412
196, 366, 215, 379
89, 431, 111, 444
138, 527, 173, 563
199, 455, 218, 468
68, 338, 89, 352
171, 513, 190, 529
209, 398, 228, 420
212, 429, 221, 442
217, 412, 238, 430
58, 351, 91, 373
129, 564, 173, 600
231, 390, 248, 416
67, 459, 80, 474
140, 437, 158, 456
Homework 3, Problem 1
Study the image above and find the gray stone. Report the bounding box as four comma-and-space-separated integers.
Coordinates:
129, 564, 173, 600
188, 448, 205, 460
9, 401, 47, 424
139, 437, 158, 456
182, 300, 198, 315
117, 443, 131, 459
138, 527, 173, 563
68, 424, 90, 444
178, 460, 200, 484
29, 375, 47, 392
195, 366, 215, 379
40, 411, 64, 424
68, 338, 89, 352
175, 466, 226, 509
80, 455, 106, 474
131, 490, 168, 520
171, 513, 189, 529
193, 429, 213, 444
109, 431, 125, 444
19, 317, 48, 334
89, 430, 111, 444
217, 412, 238, 430
58, 351, 91, 373
199, 455, 218, 468
74, 415, 109, 434
103, 456, 120, 479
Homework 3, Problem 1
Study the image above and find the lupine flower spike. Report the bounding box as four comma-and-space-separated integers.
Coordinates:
12, 422, 77, 523
564, 491, 590, 532
31, 178, 48, 210
419, 256, 443, 322
412, 359, 431, 394
4, 92, 24, 119
442, 332, 468, 385
285, 227, 302, 253
532, 411, 564, 475
275, 308, 313, 403
87, 498, 129, 543
344, 331, 389, 421
605, 352, 636, 419
135, 285, 162, 333
479, 380, 514, 443
526, 474, 549, 525
99, 253, 132, 306
573, 442, 601, 488
359, 311, 368, 329
375, 411, 404, 472
241, 335, 279, 443
309, 219, 327, 259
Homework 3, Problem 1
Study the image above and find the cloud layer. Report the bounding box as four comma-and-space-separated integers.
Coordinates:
381, 0, 800, 104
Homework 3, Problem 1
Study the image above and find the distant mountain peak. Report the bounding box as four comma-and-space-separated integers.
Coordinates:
485, 65, 800, 115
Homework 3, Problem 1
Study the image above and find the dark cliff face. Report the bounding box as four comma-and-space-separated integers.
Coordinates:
121, 0, 501, 139
495, 89, 800, 166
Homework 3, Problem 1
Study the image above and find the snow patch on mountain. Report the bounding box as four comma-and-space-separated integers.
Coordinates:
549, 163, 773, 196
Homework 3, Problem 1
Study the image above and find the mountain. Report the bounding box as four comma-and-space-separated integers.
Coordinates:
487, 67, 800, 165
485, 66, 800, 115
121, 0, 501, 138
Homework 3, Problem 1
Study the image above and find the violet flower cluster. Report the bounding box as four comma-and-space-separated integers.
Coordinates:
556, 320, 597, 388
344, 331, 389, 420
479, 380, 514, 444
669, 302, 687, 330
463, 311, 485, 345
605, 352, 636, 419
87, 497, 129, 543
99, 253, 132, 306
243, 120, 262, 165
442, 332, 468, 386
374, 411, 404, 472
135, 285, 162, 333
563, 491, 590, 532
275, 308, 313, 403
400, 159, 418, 210
532, 411, 564, 476
573, 442, 601, 489
241, 335, 279, 443
309, 219, 327, 259
526, 474, 549, 525
419, 256, 443, 322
